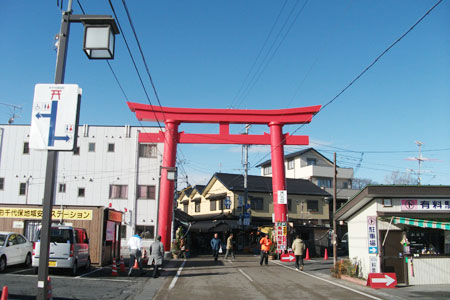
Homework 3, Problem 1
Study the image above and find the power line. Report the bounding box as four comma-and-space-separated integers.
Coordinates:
250, 0, 444, 169
229, 0, 288, 108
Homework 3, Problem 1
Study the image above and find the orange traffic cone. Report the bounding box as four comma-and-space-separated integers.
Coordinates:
324, 248, 328, 260
111, 260, 118, 276
1, 286, 8, 300
47, 276, 53, 300
120, 256, 126, 272
133, 258, 139, 269
304, 248, 310, 261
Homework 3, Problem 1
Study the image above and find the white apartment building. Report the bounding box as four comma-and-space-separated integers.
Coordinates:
0, 124, 162, 245
257, 148, 358, 208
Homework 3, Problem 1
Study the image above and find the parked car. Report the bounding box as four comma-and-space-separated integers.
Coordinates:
32, 225, 90, 275
0, 232, 33, 272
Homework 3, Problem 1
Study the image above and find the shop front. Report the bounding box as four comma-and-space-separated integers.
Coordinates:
0, 204, 122, 266
335, 185, 450, 285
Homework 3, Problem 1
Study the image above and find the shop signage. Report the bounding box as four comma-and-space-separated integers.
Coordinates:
369, 255, 378, 273
367, 273, 397, 288
13, 221, 24, 229
105, 221, 115, 241
108, 210, 122, 223
367, 216, 378, 254
401, 199, 450, 211
0, 207, 92, 220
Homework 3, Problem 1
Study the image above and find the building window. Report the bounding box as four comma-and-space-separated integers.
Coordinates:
23, 142, 30, 154
139, 144, 157, 158
88, 143, 96, 152
120, 225, 127, 239
19, 182, 26, 195
183, 203, 188, 213
317, 177, 332, 188
342, 181, 349, 189
78, 187, 85, 197
73, 147, 80, 155
307, 158, 316, 166
136, 225, 154, 239
109, 184, 128, 199
307, 200, 319, 212
195, 202, 200, 212
263, 166, 272, 175
288, 199, 292, 211
250, 197, 264, 210
287, 159, 295, 170
0, 178, 4, 190
107, 143, 115, 152
210, 200, 216, 211
59, 183, 66, 193
137, 185, 156, 199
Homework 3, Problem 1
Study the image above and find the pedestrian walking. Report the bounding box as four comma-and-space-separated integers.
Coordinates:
224, 233, 235, 260
292, 235, 306, 271
180, 238, 187, 259
259, 234, 272, 266
210, 233, 222, 262
149, 235, 164, 278
127, 230, 144, 277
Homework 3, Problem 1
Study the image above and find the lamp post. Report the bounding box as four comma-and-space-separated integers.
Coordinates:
36, 2, 119, 299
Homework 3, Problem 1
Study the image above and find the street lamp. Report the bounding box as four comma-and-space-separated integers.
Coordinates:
81, 17, 119, 59
37, 2, 119, 300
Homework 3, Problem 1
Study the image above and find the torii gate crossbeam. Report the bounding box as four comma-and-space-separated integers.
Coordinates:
128, 102, 321, 251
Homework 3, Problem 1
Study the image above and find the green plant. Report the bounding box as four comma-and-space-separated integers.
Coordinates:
267, 228, 277, 255
331, 259, 359, 278
171, 226, 183, 255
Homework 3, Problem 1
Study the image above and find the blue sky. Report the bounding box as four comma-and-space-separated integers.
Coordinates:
1, 0, 449, 187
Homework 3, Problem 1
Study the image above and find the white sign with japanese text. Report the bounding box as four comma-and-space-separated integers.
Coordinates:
401, 199, 450, 211
277, 190, 287, 205
30, 84, 81, 150
367, 216, 378, 254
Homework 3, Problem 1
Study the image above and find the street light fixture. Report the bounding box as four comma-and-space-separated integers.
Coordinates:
36, 3, 119, 299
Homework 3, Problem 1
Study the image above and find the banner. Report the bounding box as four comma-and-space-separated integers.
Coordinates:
0, 207, 93, 220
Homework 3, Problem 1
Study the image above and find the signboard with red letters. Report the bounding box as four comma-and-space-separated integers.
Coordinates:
366, 273, 397, 289
280, 253, 295, 262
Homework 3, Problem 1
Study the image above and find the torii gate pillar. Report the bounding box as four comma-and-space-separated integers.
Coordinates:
159, 120, 179, 247
269, 122, 287, 223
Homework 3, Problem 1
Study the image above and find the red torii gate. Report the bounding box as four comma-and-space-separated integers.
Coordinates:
128, 102, 321, 250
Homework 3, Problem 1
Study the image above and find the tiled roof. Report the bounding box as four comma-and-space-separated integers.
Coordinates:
214, 173, 330, 196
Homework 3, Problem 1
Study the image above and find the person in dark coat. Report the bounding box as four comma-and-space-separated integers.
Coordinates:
210, 233, 222, 262
149, 235, 164, 278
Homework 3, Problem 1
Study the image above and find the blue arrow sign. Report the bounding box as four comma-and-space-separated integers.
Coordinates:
369, 247, 378, 254
35, 112, 51, 119
54, 135, 70, 142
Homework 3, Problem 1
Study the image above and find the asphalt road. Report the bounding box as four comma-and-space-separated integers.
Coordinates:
153, 256, 384, 300
0, 260, 154, 300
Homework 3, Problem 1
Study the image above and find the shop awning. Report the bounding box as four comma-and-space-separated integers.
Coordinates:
392, 217, 450, 230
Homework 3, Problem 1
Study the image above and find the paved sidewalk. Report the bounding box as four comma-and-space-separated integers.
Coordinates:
295, 257, 450, 300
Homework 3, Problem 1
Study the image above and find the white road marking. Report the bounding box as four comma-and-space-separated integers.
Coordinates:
271, 260, 384, 300
9, 268, 33, 274
227, 259, 233, 264
169, 259, 186, 290
76, 267, 102, 278
1, 273, 133, 282
238, 268, 253, 282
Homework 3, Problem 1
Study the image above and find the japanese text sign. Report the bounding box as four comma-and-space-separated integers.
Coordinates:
0, 207, 92, 220
367, 216, 378, 254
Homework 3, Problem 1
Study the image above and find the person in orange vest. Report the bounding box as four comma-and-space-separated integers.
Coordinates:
259, 233, 272, 266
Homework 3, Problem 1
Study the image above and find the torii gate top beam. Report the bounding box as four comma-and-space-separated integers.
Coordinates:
127, 102, 321, 125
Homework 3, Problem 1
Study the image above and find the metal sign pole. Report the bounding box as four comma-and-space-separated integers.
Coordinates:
36, 5, 71, 299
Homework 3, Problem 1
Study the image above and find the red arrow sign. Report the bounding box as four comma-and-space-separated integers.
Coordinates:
280, 253, 295, 262
367, 273, 397, 288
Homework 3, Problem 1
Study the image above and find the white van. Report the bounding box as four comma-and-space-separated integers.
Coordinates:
32, 225, 90, 275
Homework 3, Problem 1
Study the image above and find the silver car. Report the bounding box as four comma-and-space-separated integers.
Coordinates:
0, 232, 33, 272
32, 225, 90, 275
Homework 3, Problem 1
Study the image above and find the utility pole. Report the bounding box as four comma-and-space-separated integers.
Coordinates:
333, 152, 337, 268
242, 124, 250, 225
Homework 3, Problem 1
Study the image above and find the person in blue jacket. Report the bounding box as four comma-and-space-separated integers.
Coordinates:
210, 233, 222, 262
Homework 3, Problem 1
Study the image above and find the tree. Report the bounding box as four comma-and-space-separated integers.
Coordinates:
384, 170, 416, 185
352, 178, 377, 190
